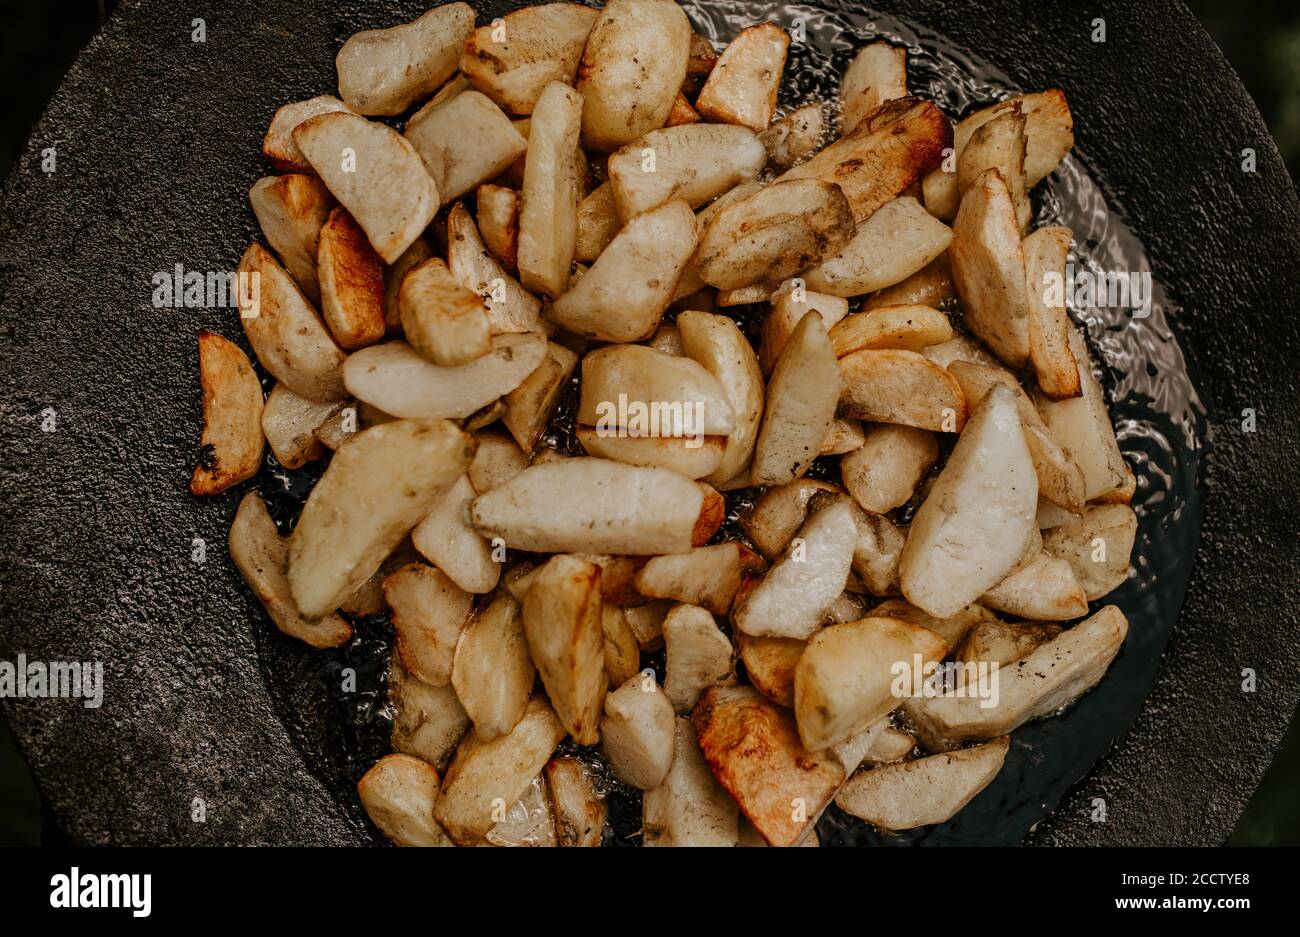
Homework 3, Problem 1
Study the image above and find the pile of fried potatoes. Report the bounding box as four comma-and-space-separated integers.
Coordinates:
193, 0, 1140, 847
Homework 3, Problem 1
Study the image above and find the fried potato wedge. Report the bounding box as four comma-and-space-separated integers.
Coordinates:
734, 496, 857, 639
389, 654, 470, 770
827, 717, 891, 776
751, 311, 842, 485
294, 112, 438, 264
343, 333, 546, 420
758, 103, 825, 168
475, 184, 519, 271
805, 197, 953, 297
577, 342, 735, 436
228, 492, 352, 648
840, 42, 908, 134
411, 474, 501, 594
760, 288, 850, 375
248, 174, 334, 303
607, 124, 766, 219
546, 756, 607, 847
446, 203, 549, 335
578, 0, 691, 151
316, 207, 385, 350
602, 605, 642, 688
695, 23, 790, 131
869, 597, 996, 650
1042, 503, 1138, 600
288, 420, 471, 617
549, 200, 698, 341
666, 91, 700, 127
852, 511, 907, 597
574, 181, 622, 262
460, 3, 598, 114
335, 3, 473, 116
435, 694, 566, 844
471, 458, 707, 554
838, 348, 967, 432
624, 599, 673, 649
191, 331, 265, 495
468, 430, 529, 494
696, 179, 855, 291
949, 168, 1031, 368
663, 604, 736, 713
358, 754, 453, 846
517, 82, 584, 299
237, 243, 347, 404
865, 725, 915, 765
405, 89, 528, 203
400, 257, 491, 367
958, 618, 1061, 667
906, 606, 1128, 751
383, 237, 434, 333
386, 562, 473, 687
693, 686, 844, 847
794, 616, 947, 751
959, 108, 1030, 233
740, 478, 840, 560
502, 340, 578, 453
634, 542, 765, 614
737, 632, 804, 708
780, 97, 950, 223
866, 253, 956, 310
262, 95, 355, 172
601, 673, 676, 789
576, 431, 725, 479
829, 305, 954, 358
643, 716, 739, 846
899, 385, 1037, 618
451, 592, 534, 740
839, 424, 936, 516
677, 311, 765, 485
1022, 225, 1081, 399
260, 382, 342, 469
836, 737, 1009, 831
820, 418, 865, 456
981, 551, 1088, 621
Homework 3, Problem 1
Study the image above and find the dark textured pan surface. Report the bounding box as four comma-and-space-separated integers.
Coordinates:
0, 0, 1297, 845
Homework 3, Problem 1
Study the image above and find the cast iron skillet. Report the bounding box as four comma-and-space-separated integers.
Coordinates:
0, 0, 1297, 846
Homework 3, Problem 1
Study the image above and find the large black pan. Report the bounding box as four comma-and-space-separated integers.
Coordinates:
1, 0, 1297, 846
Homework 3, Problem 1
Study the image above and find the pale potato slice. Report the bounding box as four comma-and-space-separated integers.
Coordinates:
949, 168, 1031, 368
1042, 503, 1138, 600
805, 197, 953, 297
751, 311, 843, 485
546, 756, 607, 847
389, 654, 470, 771
343, 334, 546, 420
602, 605, 642, 688
899, 385, 1037, 618
471, 458, 708, 555
780, 97, 950, 223
576, 431, 725, 479
335, 3, 473, 116
386, 562, 473, 687
446, 207, 547, 335
737, 632, 804, 708
865, 725, 915, 764
607, 124, 766, 219
451, 592, 534, 739
293, 111, 438, 264
635, 543, 765, 614
825, 590, 870, 624
501, 340, 578, 453
578, 0, 691, 151
602, 673, 676, 789
838, 348, 967, 432
577, 342, 735, 436
758, 103, 825, 168
260, 383, 341, 469
677, 311, 765, 485
522, 555, 607, 744
827, 717, 891, 776
734, 496, 857, 639
399, 256, 491, 367
435, 694, 566, 844
760, 288, 850, 375
695, 179, 855, 291
625, 599, 673, 649
405, 89, 527, 203
548, 199, 698, 341
840, 423, 938, 514
1022, 227, 1079, 398
289, 420, 472, 617
469, 429, 529, 493
981, 551, 1087, 620
794, 616, 947, 751
958, 618, 1061, 667
647, 321, 682, 355
460, 3, 598, 114
384, 237, 434, 333
906, 606, 1128, 750
665, 92, 701, 126
840, 42, 908, 133
228, 492, 352, 648
410, 474, 501, 594
865, 254, 955, 310
663, 604, 736, 712
358, 754, 452, 846
695, 23, 789, 132
715, 283, 772, 306
869, 597, 996, 650
740, 478, 840, 560
574, 181, 622, 262
836, 737, 1009, 831
316, 207, 385, 349
516, 82, 584, 298
262, 95, 354, 172
960, 111, 1031, 236
485, 772, 557, 847
829, 305, 954, 358
475, 184, 519, 270
852, 511, 907, 597
920, 332, 1001, 370
643, 716, 739, 846
248, 174, 334, 303
820, 418, 865, 456
1037, 497, 1082, 530
1035, 328, 1128, 500
693, 686, 843, 847
191, 332, 265, 495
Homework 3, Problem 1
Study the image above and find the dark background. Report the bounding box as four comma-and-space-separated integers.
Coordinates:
0, 0, 1296, 846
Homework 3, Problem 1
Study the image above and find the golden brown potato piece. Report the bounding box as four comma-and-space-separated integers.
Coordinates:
357, 754, 453, 846
1042, 503, 1138, 600
634, 542, 766, 615
740, 478, 841, 560
838, 348, 967, 432
317, 207, 385, 350
607, 124, 767, 219
576, 432, 726, 479
248, 173, 334, 303
958, 618, 1061, 667
865, 254, 955, 310
758, 103, 825, 167
476, 184, 519, 270
695, 23, 790, 131
678, 311, 766, 485
386, 562, 473, 687
460, 3, 598, 114
840, 42, 907, 133
692, 686, 844, 847
546, 756, 607, 846
574, 181, 622, 262
577, 342, 735, 436
602, 605, 642, 688
958, 108, 1030, 232
502, 340, 578, 453
262, 95, 354, 172
399, 257, 491, 367
517, 81, 584, 299
737, 632, 804, 708
760, 288, 850, 375
259, 383, 341, 469
383, 237, 434, 333
981, 551, 1088, 621
1022, 225, 1081, 398
829, 305, 954, 358
191, 331, 264, 495
445, 204, 548, 335
389, 654, 470, 770
804, 196, 953, 298
452, 593, 534, 740
840, 423, 938, 515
